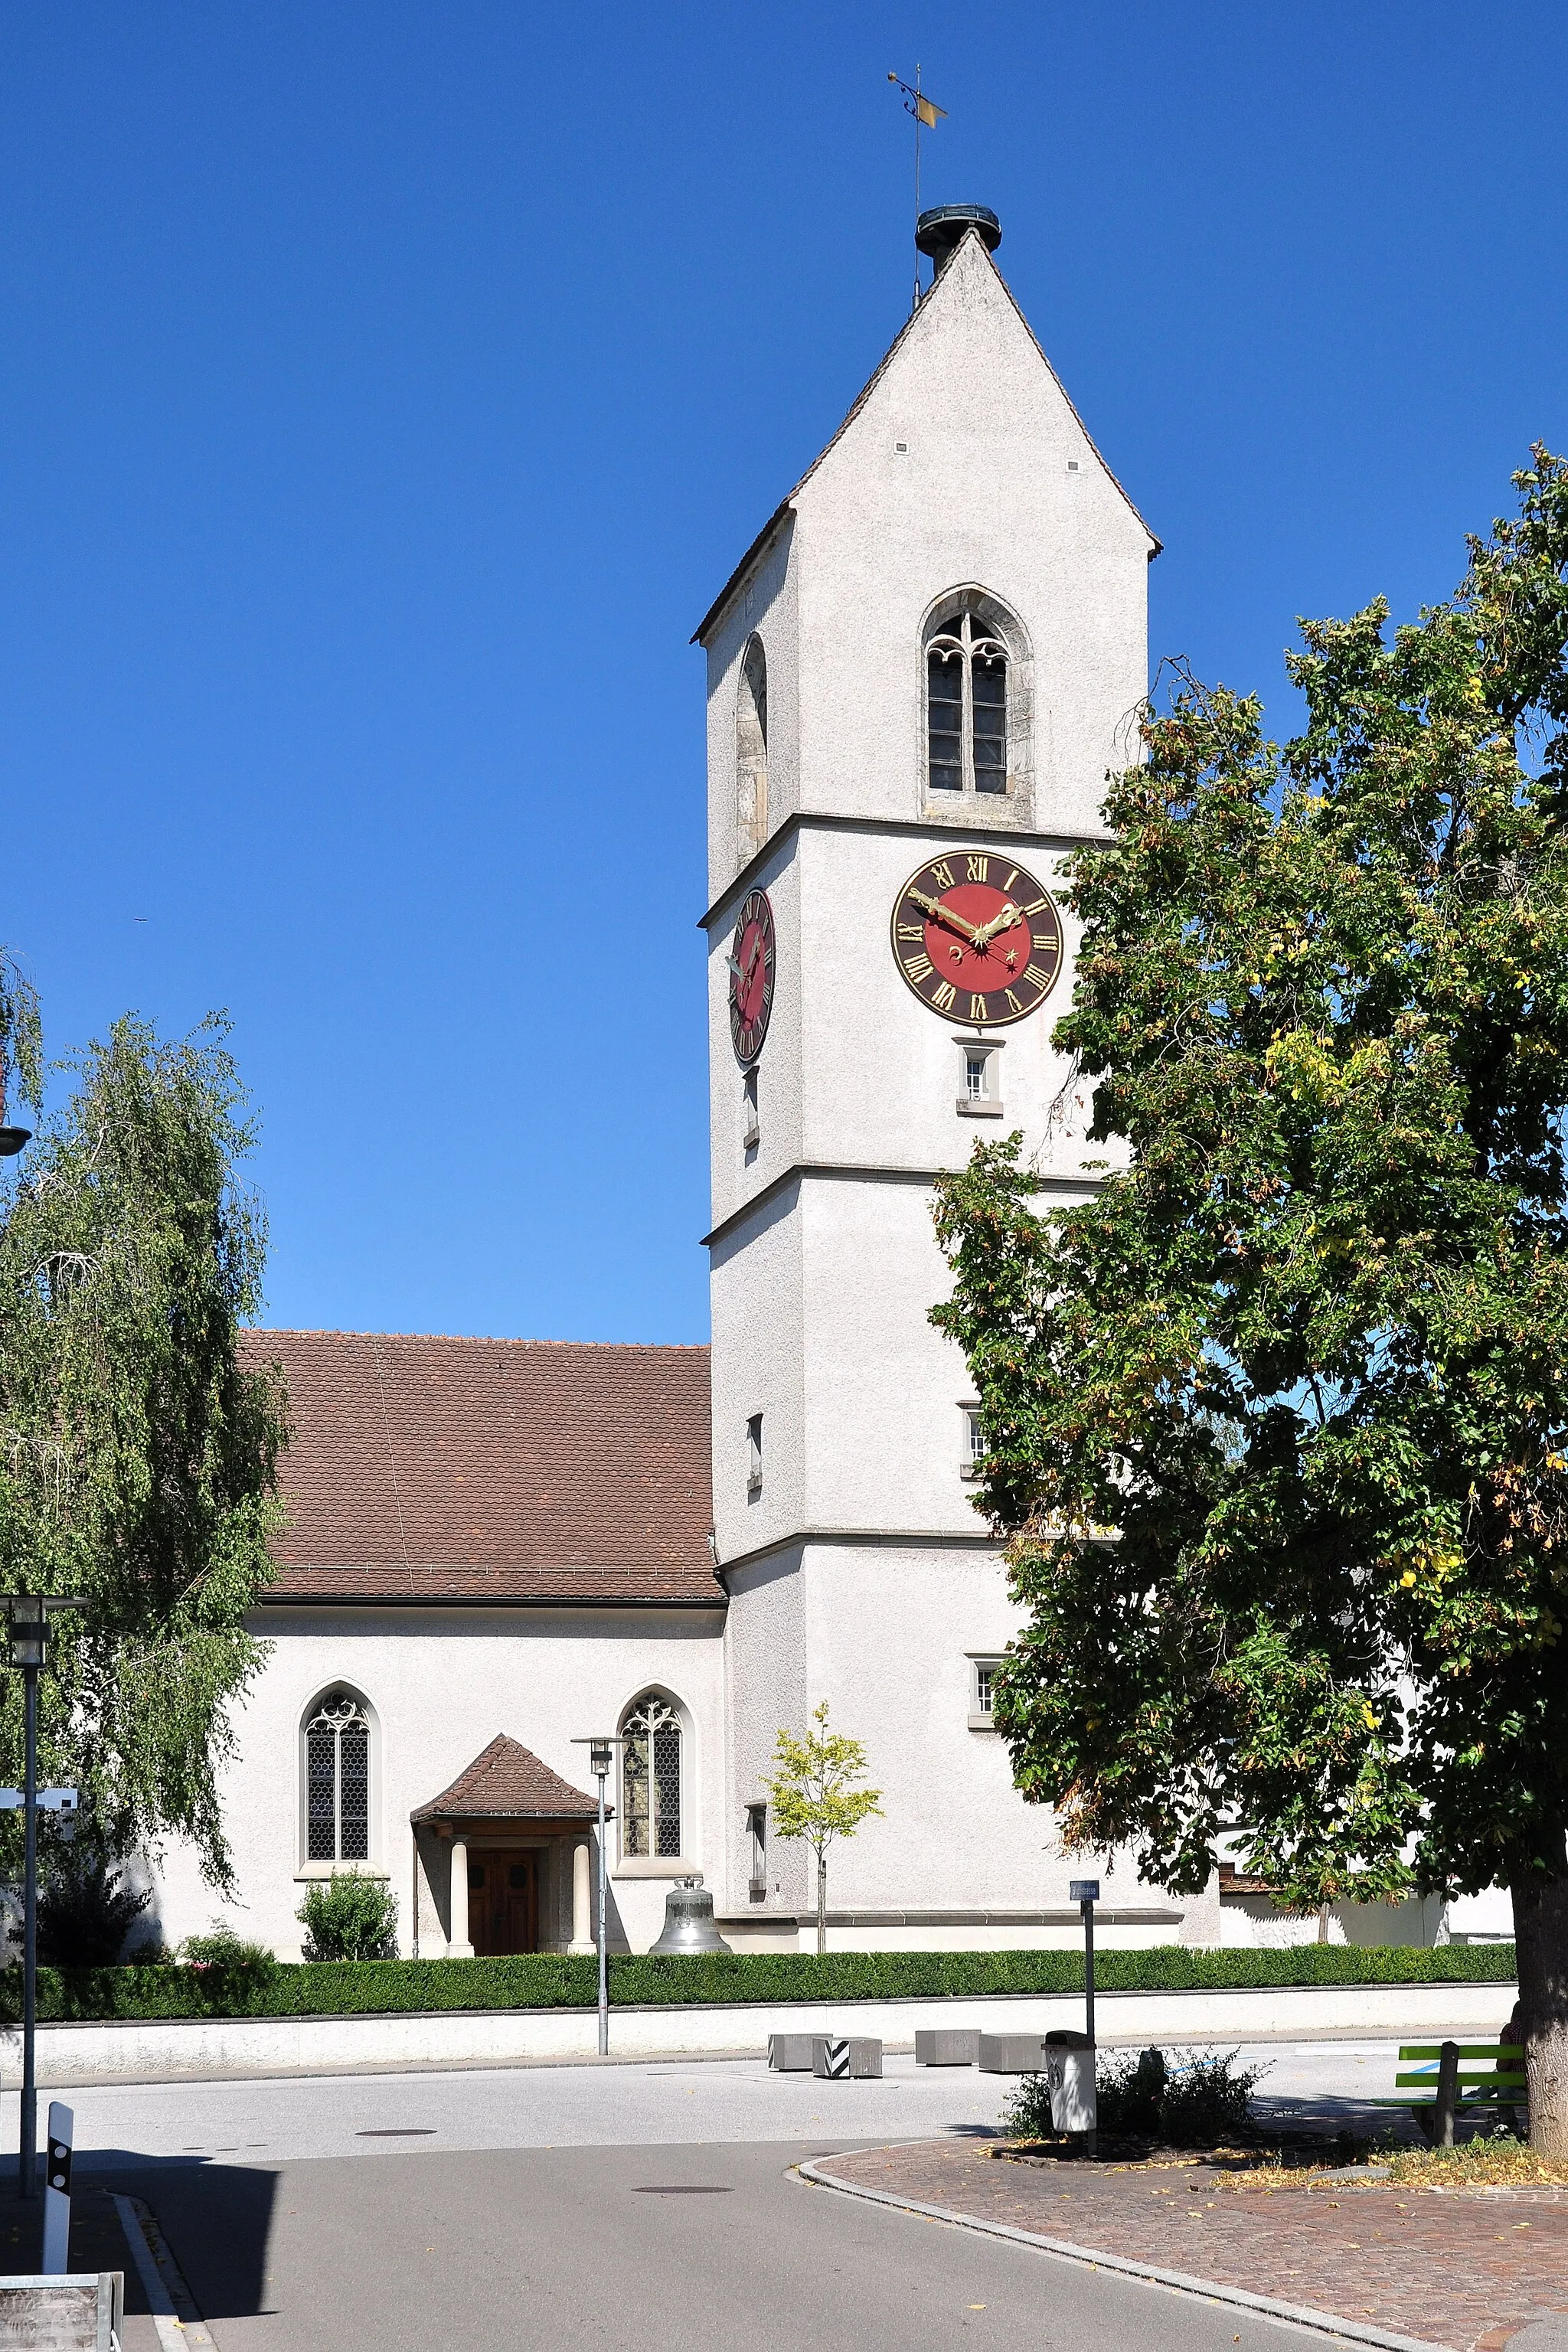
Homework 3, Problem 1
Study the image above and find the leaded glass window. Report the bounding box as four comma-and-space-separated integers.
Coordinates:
304, 1690, 371, 1863
622, 1694, 682, 1859
926, 609, 1009, 795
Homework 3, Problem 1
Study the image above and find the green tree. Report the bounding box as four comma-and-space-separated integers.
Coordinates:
763, 1701, 883, 1955
0, 1009, 288, 1891
932, 449, 1568, 2152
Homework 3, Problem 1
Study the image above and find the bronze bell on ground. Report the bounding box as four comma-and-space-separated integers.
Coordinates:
649, 1874, 732, 1955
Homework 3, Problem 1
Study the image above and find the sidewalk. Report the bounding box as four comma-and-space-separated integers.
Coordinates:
805, 2139, 1568, 2351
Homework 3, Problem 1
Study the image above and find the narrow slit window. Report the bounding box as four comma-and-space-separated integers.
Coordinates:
746, 1413, 763, 1495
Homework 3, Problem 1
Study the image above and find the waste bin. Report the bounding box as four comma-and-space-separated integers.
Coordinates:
1044, 2028, 1096, 2132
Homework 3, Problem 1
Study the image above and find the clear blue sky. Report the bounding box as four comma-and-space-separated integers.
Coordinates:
5, 3, 1565, 1343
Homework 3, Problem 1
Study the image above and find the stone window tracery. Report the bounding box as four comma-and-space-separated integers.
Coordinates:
737, 635, 769, 858
926, 609, 1008, 794
303, 1689, 373, 1864
621, 1692, 683, 1859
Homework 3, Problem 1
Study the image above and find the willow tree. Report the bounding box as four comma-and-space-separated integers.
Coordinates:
0, 999, 287, 1890
933, 449, 1568, 2151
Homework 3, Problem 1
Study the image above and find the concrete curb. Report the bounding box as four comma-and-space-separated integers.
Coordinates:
109, 2194, 217, 2352
795, 2150, 1446, 2352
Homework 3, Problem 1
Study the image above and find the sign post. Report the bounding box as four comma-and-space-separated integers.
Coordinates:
40, 2102, 73, 2272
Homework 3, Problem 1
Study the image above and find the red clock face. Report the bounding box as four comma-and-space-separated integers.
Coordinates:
728, 888, 775, 1064
890, 852, 1063, 1027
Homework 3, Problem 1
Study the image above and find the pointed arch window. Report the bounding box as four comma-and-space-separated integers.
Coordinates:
621, 1692, 683, 1859
737, 636, 769, 857
926, 609, 1009, 795
304, 1689, 373, 1863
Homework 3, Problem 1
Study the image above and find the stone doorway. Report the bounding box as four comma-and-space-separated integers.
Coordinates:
467, 1850, 540, 1955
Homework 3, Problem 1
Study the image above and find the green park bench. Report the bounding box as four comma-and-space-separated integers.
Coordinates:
1367, 2040, 1526, 2146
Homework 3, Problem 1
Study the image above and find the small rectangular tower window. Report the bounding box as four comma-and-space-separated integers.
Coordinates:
746, 1802, 767, 1896
955, 1034, 1004, 1117
746, 1413, 763, 1498
961, 1404, 986, 1479
742, 1065, 760, 1152
969, 1656, 1002, 1730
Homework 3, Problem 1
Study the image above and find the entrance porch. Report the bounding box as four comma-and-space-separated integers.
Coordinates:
411, 1734, 608, 1958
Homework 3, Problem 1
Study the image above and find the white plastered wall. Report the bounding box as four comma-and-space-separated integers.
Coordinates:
152, 1609, 725, 1958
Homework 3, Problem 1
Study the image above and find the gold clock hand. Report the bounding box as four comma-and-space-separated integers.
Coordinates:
907, 887, 986, 948
971, 900, 1024, 951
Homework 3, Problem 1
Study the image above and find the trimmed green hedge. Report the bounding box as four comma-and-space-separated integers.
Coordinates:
0, 1940, 1516, 2025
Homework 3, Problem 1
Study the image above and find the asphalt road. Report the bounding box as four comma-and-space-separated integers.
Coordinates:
95, 2138, 1351, 2352
0, 2046, 1420, 2349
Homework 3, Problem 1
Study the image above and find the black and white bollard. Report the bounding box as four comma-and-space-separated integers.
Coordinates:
41, 2101, 73, 2273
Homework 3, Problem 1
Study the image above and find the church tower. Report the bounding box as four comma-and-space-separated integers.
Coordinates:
698, 211, 1179, 1946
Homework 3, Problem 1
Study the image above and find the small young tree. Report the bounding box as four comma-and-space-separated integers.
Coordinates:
933, 450, 1568, 2154
763, 1701, 882, 1955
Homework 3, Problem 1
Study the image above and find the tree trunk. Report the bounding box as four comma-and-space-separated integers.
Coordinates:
1511, 1866, 1568, 2157
816, 1851, 827, 1957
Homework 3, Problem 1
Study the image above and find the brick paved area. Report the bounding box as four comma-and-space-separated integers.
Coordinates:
809, 2140, 1568, 2350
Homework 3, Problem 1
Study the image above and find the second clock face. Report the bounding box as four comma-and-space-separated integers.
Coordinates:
728, 887, 775, 1064
890, 851, 1063, 1027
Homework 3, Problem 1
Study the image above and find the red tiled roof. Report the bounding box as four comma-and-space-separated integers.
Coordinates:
240, 1330, 717, 1607
412, 1734, 602, 1822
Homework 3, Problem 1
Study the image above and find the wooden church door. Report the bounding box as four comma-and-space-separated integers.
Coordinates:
468, 1851, 540, 1955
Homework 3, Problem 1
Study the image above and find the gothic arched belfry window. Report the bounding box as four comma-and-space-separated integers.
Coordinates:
622, 1691, 683, 1858
737, 635, 768, 857
926, 608, 1009, 794
304, 1688, 373, 1864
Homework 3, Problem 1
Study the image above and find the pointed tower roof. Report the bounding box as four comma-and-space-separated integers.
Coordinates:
693, 224, 1158, 645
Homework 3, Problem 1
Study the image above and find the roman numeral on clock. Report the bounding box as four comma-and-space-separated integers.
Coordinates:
965, 854, 988, 882
929, 859, 956, 890
903, 953, 933, 982
896, 923, 923, 941
969, 995, 988, 1021
932, 981, 957, 1011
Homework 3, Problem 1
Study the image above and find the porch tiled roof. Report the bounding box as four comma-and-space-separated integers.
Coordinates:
412, 1735, 602, 1823
240, 1329, 717, 1607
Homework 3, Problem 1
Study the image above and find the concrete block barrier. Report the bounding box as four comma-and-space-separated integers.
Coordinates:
978, 2032, 1047, 2073
812, 2037, 883, 2079
767, 2033, 816, 2071
915, 2028, 980, 2066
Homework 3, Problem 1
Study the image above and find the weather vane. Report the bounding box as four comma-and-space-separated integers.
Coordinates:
888, 68, 947, 308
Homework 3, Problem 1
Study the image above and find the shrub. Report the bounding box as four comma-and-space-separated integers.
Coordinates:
179, 1924, 277, 1999
1003, 2043, 1266, 2147
8, 1850, 152, 1968
297, 1873, 398, 1962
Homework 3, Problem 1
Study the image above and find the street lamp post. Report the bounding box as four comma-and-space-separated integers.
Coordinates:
1070, 1878, 1099, 2050
5, 1596, 83, 2199
573, 1736, 616, 2057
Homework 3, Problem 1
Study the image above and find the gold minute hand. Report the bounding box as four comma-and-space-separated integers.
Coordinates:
907, 887, 986, 948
